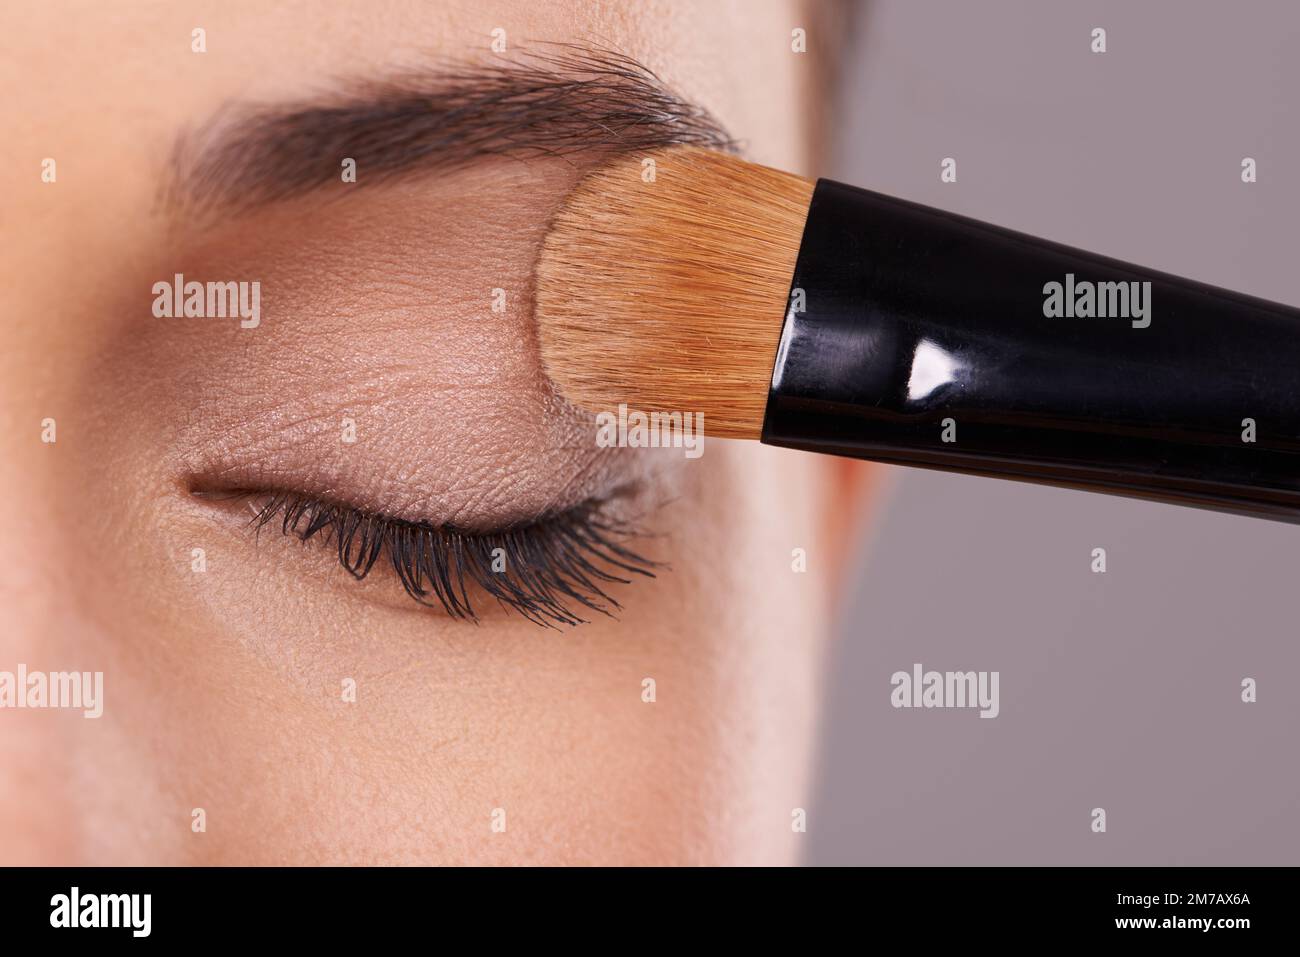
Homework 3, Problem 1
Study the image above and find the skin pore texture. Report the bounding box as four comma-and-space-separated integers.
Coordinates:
0, 1, 874, 864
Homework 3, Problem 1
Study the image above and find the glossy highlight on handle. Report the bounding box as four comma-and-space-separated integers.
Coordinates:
761, 178, 1300, 521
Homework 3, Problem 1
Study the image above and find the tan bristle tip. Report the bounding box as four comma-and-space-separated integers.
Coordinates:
535, 146, 815, 439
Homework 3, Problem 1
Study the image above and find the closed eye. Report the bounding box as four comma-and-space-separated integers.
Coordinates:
197, 487, 660, 628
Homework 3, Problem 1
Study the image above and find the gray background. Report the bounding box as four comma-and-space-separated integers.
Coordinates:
808, 0, 1300, 865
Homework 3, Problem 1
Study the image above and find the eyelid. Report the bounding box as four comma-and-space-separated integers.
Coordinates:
201, 487, 659, 628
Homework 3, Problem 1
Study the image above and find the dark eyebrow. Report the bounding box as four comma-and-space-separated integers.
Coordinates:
167, 46, 736, 216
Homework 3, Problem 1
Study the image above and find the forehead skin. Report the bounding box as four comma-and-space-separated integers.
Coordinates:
0, 1, 833, 864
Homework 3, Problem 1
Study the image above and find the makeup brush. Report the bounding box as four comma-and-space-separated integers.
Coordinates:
536, 146, 1300, 522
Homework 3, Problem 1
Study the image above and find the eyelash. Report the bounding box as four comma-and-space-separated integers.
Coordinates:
242, 490, 658, 627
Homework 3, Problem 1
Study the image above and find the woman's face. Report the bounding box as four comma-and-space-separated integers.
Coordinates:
1, 1, 869, 864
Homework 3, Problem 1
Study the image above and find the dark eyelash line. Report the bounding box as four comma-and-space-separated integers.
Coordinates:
241, 490, 659, 627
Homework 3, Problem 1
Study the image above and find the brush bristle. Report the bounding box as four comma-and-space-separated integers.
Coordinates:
535, 146, 815, 439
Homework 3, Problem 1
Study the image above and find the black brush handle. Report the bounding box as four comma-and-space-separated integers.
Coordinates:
761, 179, 1300, 522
